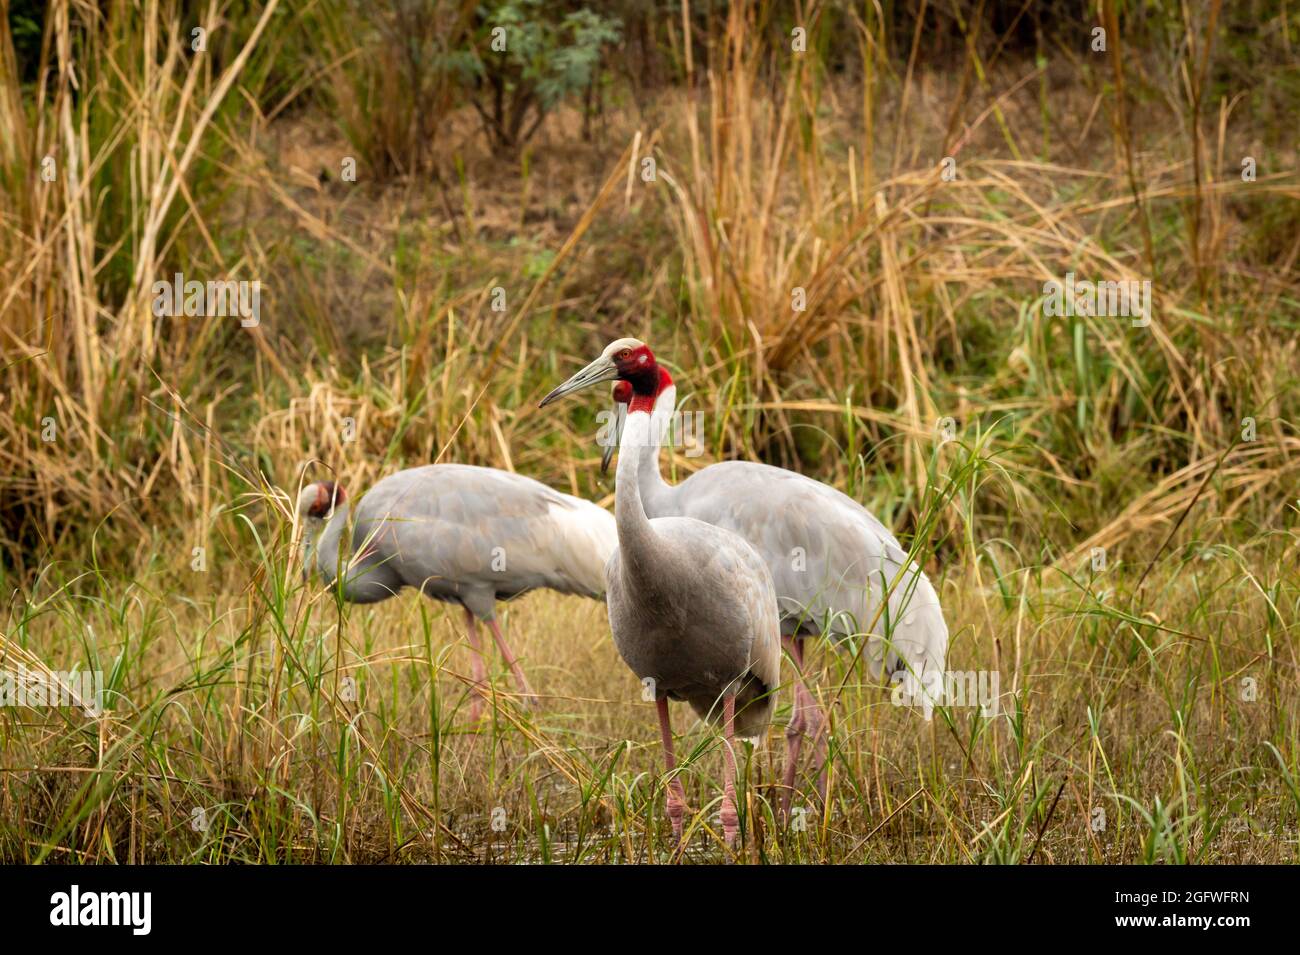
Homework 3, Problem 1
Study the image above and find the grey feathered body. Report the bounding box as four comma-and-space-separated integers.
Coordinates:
607, 413, 781, 738
308, 464, 617, 620
639, 393, 948, 685
606, 516, 781, 737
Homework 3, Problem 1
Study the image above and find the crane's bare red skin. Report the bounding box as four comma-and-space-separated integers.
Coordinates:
310, 480, 346, 518
612, 345, 672, 414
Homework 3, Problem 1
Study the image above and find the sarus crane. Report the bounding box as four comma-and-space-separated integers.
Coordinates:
542, 338, 949, 816
541, 367, 781, 848
297, 464, 617, 719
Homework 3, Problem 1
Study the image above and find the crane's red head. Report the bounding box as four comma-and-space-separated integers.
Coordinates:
297, 480, 346, 521
538, 337, 672, 413
608, 341, 673, 414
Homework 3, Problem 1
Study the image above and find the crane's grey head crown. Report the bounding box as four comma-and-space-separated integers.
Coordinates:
538, 338, 666, 408
297, 480, 345, 521
540, 340, 655, 407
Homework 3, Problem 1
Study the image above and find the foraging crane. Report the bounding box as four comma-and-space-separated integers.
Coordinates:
297, 465, 617, 719
542, 338, 949, 815
541, 372, 781, 848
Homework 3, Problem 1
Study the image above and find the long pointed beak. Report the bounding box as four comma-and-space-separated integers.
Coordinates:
601, 403, 625, 474
539, 355, 619, 407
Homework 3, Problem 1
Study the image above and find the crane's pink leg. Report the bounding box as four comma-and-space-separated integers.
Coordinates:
463, 608, 489, 721
781, 635, 829, 819
656, 698, 688, 846
806, 698, 829, 804
720, 694, 740, 847
781, 636, 807, 819
486, 618, 539, 708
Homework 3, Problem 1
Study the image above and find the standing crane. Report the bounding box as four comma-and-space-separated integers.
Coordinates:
297, 464, 617, 720
542, 338, 949, 816
541, 362, 781, 848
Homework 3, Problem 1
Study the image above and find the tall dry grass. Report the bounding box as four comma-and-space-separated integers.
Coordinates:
0, 0, 288, 556
0, 0, 1297, 864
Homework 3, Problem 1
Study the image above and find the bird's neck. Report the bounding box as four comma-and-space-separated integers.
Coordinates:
615, 410, 664, 574
626, 364, 672, 413
300, 519, 321, 571
303, 508, 346, 584
636, 385, 674, 512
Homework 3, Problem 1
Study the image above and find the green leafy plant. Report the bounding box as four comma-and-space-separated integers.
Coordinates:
465, 0, 621, 152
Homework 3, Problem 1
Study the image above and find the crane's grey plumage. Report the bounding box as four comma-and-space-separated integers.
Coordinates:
298, 464, 616, 715
632, 445, 948, 686
605, 413, 782, 739
545, 374, 780, 847
542, 338, 950, 813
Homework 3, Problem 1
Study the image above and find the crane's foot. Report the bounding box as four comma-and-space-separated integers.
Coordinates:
720, 794, 739, 848
665, 786, 687, 847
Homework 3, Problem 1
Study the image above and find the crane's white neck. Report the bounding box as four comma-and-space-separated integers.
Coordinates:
614, 409, 662, 574
298, 517, 328, 577
616, 411, 651, 515
300, 518, 321, 568
301, 506, 351, 585
635, 385, 674, 511
649, 384, 676, 445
